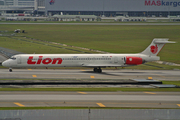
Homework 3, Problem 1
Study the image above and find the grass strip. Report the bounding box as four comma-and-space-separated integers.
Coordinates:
162, 81, 180, 86
0, 24, 180, 64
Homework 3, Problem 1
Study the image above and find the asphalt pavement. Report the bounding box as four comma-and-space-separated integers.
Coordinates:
0, 91, 179, 108
0, 69, 179, 80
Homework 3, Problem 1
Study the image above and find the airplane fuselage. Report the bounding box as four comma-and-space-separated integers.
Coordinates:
3, 38, 174, 73
2, 53, 159, 68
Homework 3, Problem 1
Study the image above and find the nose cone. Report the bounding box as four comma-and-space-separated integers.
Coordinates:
2, 60, 9, 67
2, 61, 6, 67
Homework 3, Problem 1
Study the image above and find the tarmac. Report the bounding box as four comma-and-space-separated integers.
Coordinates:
0, 91, 180, 108
0, 69, 179, 80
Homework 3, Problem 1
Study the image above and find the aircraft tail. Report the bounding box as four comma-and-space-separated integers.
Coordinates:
141, 38, 175, 56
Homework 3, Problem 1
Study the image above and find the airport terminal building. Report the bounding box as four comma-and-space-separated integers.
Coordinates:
0, 0, 45, 15
0, 0, 180, 17
46, 0, 180, 17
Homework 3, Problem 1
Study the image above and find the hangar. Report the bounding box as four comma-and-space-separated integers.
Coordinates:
46, 0, 180, 17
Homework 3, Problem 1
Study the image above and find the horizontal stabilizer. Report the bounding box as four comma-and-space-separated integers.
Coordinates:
153, 38, 176, 44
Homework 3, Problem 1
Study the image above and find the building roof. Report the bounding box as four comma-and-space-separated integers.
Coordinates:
53, 15, 97, 19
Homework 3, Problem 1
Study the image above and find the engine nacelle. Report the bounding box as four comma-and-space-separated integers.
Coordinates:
125, 56, 143, 65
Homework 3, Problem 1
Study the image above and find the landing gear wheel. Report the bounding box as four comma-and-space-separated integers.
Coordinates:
93, 68, 102, 73
9, 69, 12, 72
93, 68, 98, 72
97, 69, 102, 73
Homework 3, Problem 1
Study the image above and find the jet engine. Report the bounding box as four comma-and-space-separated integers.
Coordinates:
124, 56, 144, 65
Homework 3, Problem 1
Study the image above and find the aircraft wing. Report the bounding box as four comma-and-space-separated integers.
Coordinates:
82, 64, 123, 67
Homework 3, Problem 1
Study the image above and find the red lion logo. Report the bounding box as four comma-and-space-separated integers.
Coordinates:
150, 45, 158, 54
49, 0, 55, 5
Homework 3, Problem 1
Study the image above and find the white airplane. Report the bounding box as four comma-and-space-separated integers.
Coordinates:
2, 38, 175, 73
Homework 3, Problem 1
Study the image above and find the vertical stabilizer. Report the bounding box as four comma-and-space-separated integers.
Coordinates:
141, 38, 175, 56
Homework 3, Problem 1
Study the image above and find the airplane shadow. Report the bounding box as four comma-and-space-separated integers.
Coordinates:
81, 71, 122, 76
81, 70, 148, 76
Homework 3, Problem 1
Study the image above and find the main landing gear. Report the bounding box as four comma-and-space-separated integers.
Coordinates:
93, 68, 102, 73
9, 68, 12, 72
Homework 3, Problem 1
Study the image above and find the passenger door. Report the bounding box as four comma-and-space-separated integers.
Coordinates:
17, 56, 21, 64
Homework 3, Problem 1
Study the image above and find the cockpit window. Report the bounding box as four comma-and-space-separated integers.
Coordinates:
10, 56, 16, 60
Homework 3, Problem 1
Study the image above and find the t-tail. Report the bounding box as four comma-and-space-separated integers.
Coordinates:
141, 38, 176, 56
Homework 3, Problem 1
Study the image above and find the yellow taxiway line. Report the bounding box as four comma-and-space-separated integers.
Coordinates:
144, 92, 156, 94
78, 92, 87, 94
14, 102, 25, 107
32, 75, 37, 77
97, 103, 106, 107
90, 76, 95, 78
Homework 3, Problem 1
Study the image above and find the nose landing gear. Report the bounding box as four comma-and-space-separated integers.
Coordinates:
93, 67, 102, 73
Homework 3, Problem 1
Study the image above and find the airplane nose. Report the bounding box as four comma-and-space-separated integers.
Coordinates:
2, 61, 6, 67
2, 61, 9, 67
